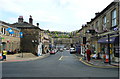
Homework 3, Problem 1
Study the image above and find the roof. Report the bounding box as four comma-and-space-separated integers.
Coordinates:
79, 1, 119, 30
0, 20, 11, 26
0, 20, 20, 30
12, 22, 35, 27
11, 22, 44, 31
89, 2, 119, 23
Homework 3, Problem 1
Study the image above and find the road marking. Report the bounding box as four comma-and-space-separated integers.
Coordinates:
59, 56, 63, 60
79, 58, 118, 68
0, 60, 28, 63
74, 55, 118, 68
59, 56, 70, 60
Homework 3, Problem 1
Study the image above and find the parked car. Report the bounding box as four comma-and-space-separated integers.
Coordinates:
63, 48, 66, 50
49, 49, 55, 54
60, 48, 63, 52
70, 47, 76, 54
7, 50, 15, 55
66, 48, 70, 51
54, 49, 58, 53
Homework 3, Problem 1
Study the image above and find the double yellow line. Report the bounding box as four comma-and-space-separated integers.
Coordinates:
79, 57, 118, 68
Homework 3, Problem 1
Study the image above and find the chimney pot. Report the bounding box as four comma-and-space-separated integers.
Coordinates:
95, 12, 100, 16
29, 15, 33, 24
37, 23, 39, 27
18, 16, 24, 23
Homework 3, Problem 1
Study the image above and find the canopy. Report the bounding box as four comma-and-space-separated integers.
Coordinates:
98, 36, 119, 43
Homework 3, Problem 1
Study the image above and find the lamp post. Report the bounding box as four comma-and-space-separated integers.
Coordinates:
108, 34, 111, 64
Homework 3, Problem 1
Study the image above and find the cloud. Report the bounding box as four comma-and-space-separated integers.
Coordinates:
0, 0, 24, 14
0, 0, 114, 32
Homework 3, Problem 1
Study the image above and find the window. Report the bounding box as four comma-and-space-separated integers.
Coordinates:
1, 28, 6, 35
16, 32, 18, 37
112, 9, 117, 27
10, 34, 13, 36
91, 24, 94, 29
1, 28, 3, 34
103, 16, 107, 30
95, 21, 99, 32
16, 32, 19, 37
14, 32, 16, 37
4, 28, 6, 35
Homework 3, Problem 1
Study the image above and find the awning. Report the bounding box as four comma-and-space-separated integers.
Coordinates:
98, 36, 119, 43
2, 42, 6, 44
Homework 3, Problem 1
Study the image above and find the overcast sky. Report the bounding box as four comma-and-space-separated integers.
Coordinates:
0, 0, 114, 32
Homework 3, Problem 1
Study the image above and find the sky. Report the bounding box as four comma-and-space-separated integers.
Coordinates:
0, 0, 114, 32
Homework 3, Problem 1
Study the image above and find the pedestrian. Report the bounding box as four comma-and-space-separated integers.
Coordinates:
47, 48, 50, 53
2, 49, 7, 61
86, 46, 91, 62
0, 51, 2, 60
44, 47, 47, 54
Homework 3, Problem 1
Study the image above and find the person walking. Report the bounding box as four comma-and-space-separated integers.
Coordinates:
2, 49, 7, 61
86, 46, 91, 62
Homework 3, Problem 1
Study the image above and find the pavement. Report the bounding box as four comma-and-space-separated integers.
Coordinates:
0, 53, 50, 62
75, 53, 120, 68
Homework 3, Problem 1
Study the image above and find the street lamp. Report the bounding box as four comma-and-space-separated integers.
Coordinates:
107, 34, 111, 64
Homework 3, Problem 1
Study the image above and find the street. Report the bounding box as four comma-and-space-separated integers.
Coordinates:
2, 50, 119, 77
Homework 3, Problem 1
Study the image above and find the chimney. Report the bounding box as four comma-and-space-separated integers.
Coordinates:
18, 16, 24, 23
95, 12, 100, 16
36, 23, 39, 27
29, 15, 33, 24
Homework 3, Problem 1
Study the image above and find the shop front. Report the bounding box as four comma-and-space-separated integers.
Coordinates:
98, 34, 119, 62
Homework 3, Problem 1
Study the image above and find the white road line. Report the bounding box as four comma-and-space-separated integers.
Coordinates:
59, 56, 63, 60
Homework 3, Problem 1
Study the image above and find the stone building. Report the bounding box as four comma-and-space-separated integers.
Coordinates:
12, 16, 43, 55
51, 37, 73, 49
79, 1, 119, 62
41, 30, 50, 54
0, 20, 20, 53
77, 24, 92, 55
